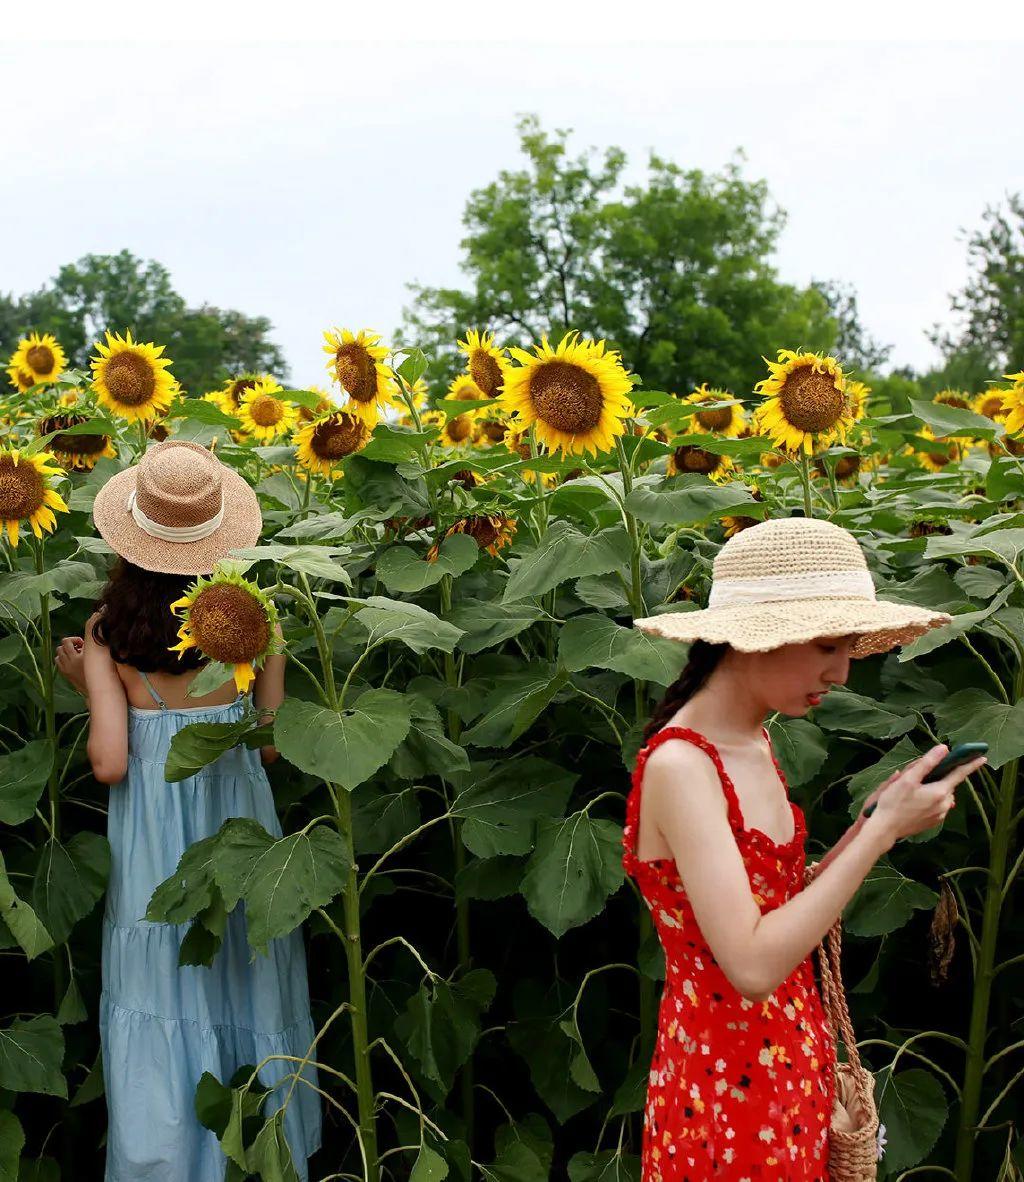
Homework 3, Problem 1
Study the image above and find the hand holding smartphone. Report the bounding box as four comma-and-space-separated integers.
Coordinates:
862, 742, 989, 818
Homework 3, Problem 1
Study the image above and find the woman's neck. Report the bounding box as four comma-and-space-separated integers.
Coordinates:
667, 661, 769, 747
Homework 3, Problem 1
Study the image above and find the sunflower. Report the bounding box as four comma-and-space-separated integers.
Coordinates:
37, 413, 117, 471
236, 379, 300, 442
812, 452, 862, 481
504, 429, 558, 487
294, 410, 371, 476
457, 329, 508, 399
6, 363, 38, 393
426, 513, 517, 562
169, 569, 281, 693
845, 380, 871, 420
0, 447, 68, 547
499, 331, 635, 458
11, 332, 66, 387
721, 486, 764, 538
915, 424, 963, 472
753, 349, 854, 455
427, 400, 478, 448
475, 417, 510, 446
447, 373, 485, 402
666, 443, 735, 483
204, 374, 271, 416
297, 385, 336, 423
974, 389, 1008, 421
91, 329, 177, 422
933, 388, 971, 410
999, 372, 1024, 435
322, 328, 399, 424
682, 384, 746, 436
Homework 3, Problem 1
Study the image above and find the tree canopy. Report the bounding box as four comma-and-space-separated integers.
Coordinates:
929, 194, 1024, 388
401, 115, 886, 395
0, 250, 287, 395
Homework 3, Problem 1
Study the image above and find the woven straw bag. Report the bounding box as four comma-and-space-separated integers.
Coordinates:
804, 860, 881, 1181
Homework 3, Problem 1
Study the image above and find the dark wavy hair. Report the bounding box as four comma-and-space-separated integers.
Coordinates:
91, 557, 205, 674
641, 639, 730, 743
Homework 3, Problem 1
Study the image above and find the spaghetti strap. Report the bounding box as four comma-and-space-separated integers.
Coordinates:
623, 726, 745, 873
137, 670, 167, 710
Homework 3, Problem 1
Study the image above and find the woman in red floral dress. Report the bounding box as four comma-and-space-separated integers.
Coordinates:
621, 518, 987, 1180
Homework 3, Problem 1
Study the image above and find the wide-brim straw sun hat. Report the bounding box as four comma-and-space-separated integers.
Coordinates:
92, 440, 262, 575
633, 516, 953, 658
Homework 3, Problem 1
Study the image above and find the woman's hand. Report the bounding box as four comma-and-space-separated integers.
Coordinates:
55, 636, 88, 698
867, 744, 987, 844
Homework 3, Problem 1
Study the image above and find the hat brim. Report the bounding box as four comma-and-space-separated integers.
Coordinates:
92, 461, 263, 576
633, 597, 954, 659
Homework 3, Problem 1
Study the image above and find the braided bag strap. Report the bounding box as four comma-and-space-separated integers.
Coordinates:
804, 860, 876, 1115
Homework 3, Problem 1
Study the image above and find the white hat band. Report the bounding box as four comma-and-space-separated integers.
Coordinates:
127, 487, 225, 543
709, 569, 877, 608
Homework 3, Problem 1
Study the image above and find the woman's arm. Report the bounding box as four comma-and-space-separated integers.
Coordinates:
650, 742, 973, 1001
644, 743, 896, 1001
253, 621, 285, 766
81, 612, 129, 785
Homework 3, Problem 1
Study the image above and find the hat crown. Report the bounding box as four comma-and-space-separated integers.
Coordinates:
714, 517, 868, 583
134, 441, 223, 528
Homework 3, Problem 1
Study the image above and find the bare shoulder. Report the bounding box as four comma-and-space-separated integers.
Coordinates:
642, 738, 727, 820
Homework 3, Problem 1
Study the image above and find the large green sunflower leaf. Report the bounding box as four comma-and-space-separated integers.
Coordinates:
346, 596, 464, 654
0, 1017, 66, 1098
31, 832, 110, 947
558, 614, 687, 686
0, 853, 52, 961
214, 818, 350, 955
931, 688, 1024, 769
0, 740, 53, 826
908, 398, 1003, 440
623, 475, 756, 526
164, 716, 271, 781
227, 544, 353, 585
376, 533, 479, 593
521, 813, 625, 938
844, 860, 937, 937
390, 694, 469, 780
450, 758, 577, 858
873, 1066, 947, 1173
449, 599, 546, 654
810, 689, 916, 738
501, 522, 630, 603
274, 690, 413, 789
461, 666, 568, 748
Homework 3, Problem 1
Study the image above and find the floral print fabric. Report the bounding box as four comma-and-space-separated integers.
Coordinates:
622, 726, 835, 1179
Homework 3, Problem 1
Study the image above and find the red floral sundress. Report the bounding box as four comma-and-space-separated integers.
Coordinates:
622, 725, 836, 1180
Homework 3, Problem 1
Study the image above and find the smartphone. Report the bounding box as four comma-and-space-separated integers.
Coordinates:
862, 742, 988, 817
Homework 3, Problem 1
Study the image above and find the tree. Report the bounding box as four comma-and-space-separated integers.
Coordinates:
810, 279, 891, 373
0, 251, 287, 394
401, 116, 869, 397
930, 194, 1024, 380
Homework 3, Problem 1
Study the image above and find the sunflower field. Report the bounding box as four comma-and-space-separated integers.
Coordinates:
2, 321, 1024, 1181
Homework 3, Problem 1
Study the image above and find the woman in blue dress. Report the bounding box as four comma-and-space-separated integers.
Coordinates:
55, 439, 322, 1181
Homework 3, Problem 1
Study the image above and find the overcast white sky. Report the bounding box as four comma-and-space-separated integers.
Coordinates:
3, 28, 1023, 390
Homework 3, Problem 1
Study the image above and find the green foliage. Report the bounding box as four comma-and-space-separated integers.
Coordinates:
401, 115, 876, 394
0, 250, 287, 394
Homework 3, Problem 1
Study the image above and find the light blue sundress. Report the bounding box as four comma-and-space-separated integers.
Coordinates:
99, 671, 322, 1181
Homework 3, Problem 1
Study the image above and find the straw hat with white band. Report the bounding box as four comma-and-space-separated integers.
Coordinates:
92, 440, 262, 575
633, 516, 953, 658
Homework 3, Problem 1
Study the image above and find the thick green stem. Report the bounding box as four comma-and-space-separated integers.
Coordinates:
953, 661, 1024, 1180
304, 594, 379, 1180
334, 786, 381, 1182
798, 449, 814, 518
34, 542, 64, 1011
439, 573, 475, 1152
